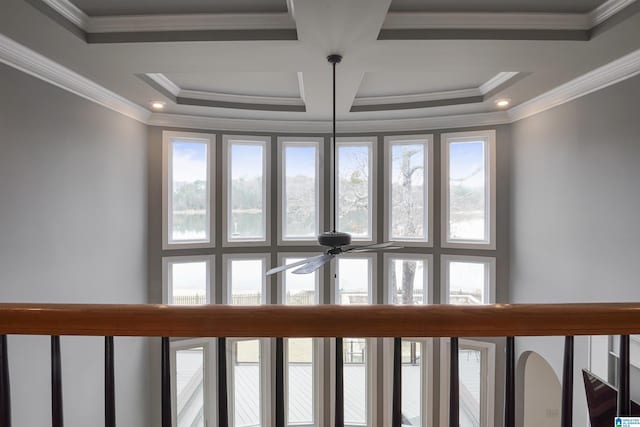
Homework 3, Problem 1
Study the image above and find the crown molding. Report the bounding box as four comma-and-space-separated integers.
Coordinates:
0, 33, 150, 122
40, 0, 87, 29
146, 73, 180, 97
147, 111, 510, 133
590, 0, 638, 26
479, 72, 520, 94
509, 48, 640, 122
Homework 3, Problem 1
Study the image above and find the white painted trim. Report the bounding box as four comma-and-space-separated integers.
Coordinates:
441, 130, 496, 250
478, 72, 520, 95
162, 131, 216, 250
276, 137, 324, 246
180, 89, 304, 107
382, 11, 590, 30
221, 253, 272, 305
87, 13, 296, 33
147, 73, 180, 97
162, 255, 215, 305
0, 33, 150, 123
508, 47, 640, 122
41, 0, 88, 29
221, 135, 272, 247
383, 135, 434, 246
383, 253, 433, 305
590, 0, 638, 26
440, 255, 497, 305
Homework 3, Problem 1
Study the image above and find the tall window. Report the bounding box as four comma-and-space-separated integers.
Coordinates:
279, 255, 323, 426
162, 131, 215, 249
223, 135, 270, 245
278, 138, 322, 244
442, 130, 496, 249
336, 138, 376, 242
385, 135, 433, 245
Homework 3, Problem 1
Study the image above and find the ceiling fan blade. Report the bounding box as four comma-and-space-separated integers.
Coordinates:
348, 246, 403, 253
344, 241, 400, 252
291, 254, 334, 275
266, 254, 326, 276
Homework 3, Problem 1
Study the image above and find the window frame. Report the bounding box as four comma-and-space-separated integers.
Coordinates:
441, 130, 496, 250
277, 137, 324, 246
162, 131, 216, 250
221, 253, 271, 305
439, 339, 496, 427
333, 137, 378, 244
162, 255, 215, 305
441, 255, 496, 305
222, 134, 271, 247
383, 135, 434, 246
383, 253, 433, 305
277, 253, 325, 427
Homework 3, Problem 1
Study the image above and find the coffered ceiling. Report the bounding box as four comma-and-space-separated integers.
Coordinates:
1, 0, 639, 132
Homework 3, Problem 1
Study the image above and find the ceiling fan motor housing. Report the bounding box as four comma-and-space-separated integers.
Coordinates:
318, 231, 351, 248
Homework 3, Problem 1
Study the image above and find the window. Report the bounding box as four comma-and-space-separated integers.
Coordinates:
223, 254, 271, 427
440, 340, 496, 427
441, 255, 496, 305
384, 135, 433, 245
278, 138, 323, 244
223, 135, 270, 245
383, 254, 433, 427
278, 255, 324, 426
332, 255, 377, 426
336, 138, 376, 242
162, 256, 214, 305
442, 130, 496, 249
162, 131, 215, 249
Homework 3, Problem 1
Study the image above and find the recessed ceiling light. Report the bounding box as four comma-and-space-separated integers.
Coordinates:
495, 99, 510, 108
151, 101, 165, 110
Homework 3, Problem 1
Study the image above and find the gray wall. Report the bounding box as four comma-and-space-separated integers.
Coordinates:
0, 64, 150, 426
510, 74, 640, 425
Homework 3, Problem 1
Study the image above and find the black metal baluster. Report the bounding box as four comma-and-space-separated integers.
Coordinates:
561, 336, 574, 427
392, 337, 402, 427
449, 337, 459, 427
505, 336, 515, 427
335, 337, 344, 427
161, 337, 171, 427
105, 336, 115, 427
275, 338, 285, 427
618, 335, 630, 416
51, 336, 63, 427
0, 335, 11, 427
218, 338, 228, 427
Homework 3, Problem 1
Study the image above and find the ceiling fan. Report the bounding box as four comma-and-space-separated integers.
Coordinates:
267, 54, 402, 276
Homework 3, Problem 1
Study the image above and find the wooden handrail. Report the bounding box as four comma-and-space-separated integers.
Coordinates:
0, 303, 640, 337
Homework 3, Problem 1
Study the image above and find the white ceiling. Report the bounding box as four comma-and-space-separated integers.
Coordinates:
1, 0, 639, 129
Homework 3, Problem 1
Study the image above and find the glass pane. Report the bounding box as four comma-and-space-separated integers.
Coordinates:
337, 258, 371, 305
390, 143, 427, 241
171, 261, 207, 305
402, 341, 422, 426
390, 259, 425, 304
288, 338, 314, 425
171, 140, 208, 242
176, 348, 205, 427
344, 338, 367, 425
449, 261, 486, 305
284, 145, 318, 240
459, 349, 481, 427
449, 141, 486, 242
229, 143, 265, 240
234, 340, 261, 427
230, 259, 264, 305
284, 257, 318, 305
337, 144, 371, 239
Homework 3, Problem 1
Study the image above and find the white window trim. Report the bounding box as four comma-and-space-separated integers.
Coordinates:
222, 135, 271, 247
441, 130, 496, 250
383, 253, 433, 305
221, 253, 271, 305
170, 338, 218, 427
439, 339, 496, 427
277, 137, 324, 246
441, 255, 496, 305
332, 137, 378, 244
162, 131, 216, 250
383, 135, 434, 247
329, 253, 378, 427
162, 255, 215, 305
276, 253, 325, 427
